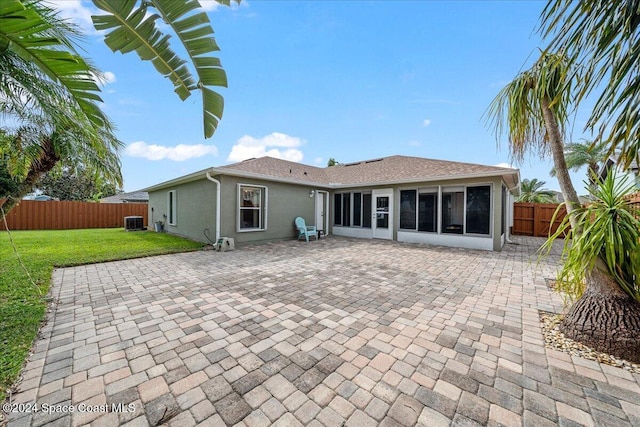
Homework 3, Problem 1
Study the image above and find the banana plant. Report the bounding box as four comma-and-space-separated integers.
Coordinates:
92, 0, 236, 138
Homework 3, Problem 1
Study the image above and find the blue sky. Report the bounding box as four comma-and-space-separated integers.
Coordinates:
50, 0, 596, 194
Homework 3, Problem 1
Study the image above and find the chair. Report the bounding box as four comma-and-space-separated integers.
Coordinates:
295, 217, 318, 242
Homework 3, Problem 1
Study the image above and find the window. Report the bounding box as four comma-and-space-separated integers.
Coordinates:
334, 192, 371, 227
400, 189, 437, 232
418, 192, 438, 232
353, 193, 362, 226
442, 188, 464, 234
167, 190, 177, 225
238, 185, 266, 231
334, 193, 342, 226
466, 185, 491, 234
362, 193, 372, 228
400, 190, 417, 229
342, 193, 351, 226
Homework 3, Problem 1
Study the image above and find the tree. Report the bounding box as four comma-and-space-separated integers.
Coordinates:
538, 0, 640, 362
327, 158, 339, 167
37, 167, 119, 201
1, 0, 234, 215
517, 178, 557, 203
91, 0, 234, 138
486, 51, 582, 229
541, 172, 640, 362
0, 0, 122, 214
550, 139, 609, 188
541, 0, 640, 171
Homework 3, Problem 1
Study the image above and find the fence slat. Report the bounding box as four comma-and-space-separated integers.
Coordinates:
0, 200, 147, 231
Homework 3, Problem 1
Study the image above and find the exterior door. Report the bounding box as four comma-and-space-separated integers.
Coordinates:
315, 191, 327, 233
372, 189, 393, 239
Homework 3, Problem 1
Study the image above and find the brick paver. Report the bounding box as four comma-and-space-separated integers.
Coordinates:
5, 236, 640, 426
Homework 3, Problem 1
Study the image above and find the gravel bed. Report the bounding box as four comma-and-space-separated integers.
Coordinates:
540, 311, 640, 374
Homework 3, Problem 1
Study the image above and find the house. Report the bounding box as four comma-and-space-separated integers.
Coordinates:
599, 153, 640, 190
100, 191, 149, 204
143, 155, 520, 251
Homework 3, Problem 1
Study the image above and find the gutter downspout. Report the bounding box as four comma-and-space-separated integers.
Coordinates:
206, 172, 221, 241
505, 184, 519, 244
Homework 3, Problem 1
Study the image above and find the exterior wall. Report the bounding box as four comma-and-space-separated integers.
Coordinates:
217, 175, 316, 245
331, 176, 507, 251
148, 179, 217, 243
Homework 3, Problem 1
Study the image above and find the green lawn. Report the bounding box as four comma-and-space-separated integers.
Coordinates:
0, 228, 203, 401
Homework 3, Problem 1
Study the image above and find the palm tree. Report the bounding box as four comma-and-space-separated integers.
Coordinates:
91, 0, 234, 138
1, 0, 234, 214
541, 172, 640, 362
541, 0, 640, 171
517, 178, 557, 203
0, 0, 122, 213
550, 139, 609, 188
538, 0, 640, 362
486, 51, 582, 230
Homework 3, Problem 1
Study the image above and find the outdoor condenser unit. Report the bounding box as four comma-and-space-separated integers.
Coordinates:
124, 216, 144, 231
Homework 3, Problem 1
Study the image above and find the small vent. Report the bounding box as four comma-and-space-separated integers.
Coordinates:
124, 216, 144, 231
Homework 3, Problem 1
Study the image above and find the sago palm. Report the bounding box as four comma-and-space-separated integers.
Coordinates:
541, 172, 640, 362
486, 51, 582, 230
517, 178, 556, 203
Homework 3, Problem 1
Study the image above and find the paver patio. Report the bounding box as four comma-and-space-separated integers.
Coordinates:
5, 236, 640, 426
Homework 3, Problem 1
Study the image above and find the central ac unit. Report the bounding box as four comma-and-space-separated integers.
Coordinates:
124, 216, 144, 231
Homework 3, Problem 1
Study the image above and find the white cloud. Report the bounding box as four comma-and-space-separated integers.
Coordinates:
423, 119, 431, 127
407, 140, 422, 147
227, 132, 304, 162
126, 141, 218, 161
313, 157, 324, 165
495, 162, 514, 169
90, 71, 117, 87
47, 0, 97, 34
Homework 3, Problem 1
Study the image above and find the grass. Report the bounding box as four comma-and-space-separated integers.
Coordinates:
0, 228, 203, 402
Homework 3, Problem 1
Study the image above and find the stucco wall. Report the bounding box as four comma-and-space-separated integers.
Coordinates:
217, 175, 316, 244
148, 179, 217, 243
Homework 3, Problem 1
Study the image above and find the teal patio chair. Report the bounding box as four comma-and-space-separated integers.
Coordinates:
295, 217, 318, 242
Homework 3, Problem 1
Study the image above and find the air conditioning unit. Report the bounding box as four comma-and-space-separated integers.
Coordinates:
124, 216, 144, 231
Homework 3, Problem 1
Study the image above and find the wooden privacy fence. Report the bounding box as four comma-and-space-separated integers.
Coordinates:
512, 202, 567, 237
0, 200, 148, 230
512, 192, 640, 237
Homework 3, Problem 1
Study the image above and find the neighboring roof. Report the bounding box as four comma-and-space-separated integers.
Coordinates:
143, 155, 520, 192
101, 191, 149, 203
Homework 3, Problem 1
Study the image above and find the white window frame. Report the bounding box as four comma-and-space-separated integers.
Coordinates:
237, 184, 268, 232
167, 190, 177, 226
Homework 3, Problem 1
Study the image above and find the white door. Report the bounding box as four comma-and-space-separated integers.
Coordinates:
372, 189, 393, 239
315, 191, 326, 232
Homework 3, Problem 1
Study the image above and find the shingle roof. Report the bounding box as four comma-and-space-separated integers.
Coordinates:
216, 155, 518, 187
144, 155, 519, 192
101, 191, 149, 203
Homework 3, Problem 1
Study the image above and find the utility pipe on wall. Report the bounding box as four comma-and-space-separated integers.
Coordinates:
205, 172, 221, 241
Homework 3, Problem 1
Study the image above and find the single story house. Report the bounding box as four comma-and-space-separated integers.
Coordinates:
143, 155, 520, 251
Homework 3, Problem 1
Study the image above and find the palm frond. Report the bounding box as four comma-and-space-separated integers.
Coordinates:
541, 0, 640, 170
92, 0, 230, 138
0, 0, 108, 129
